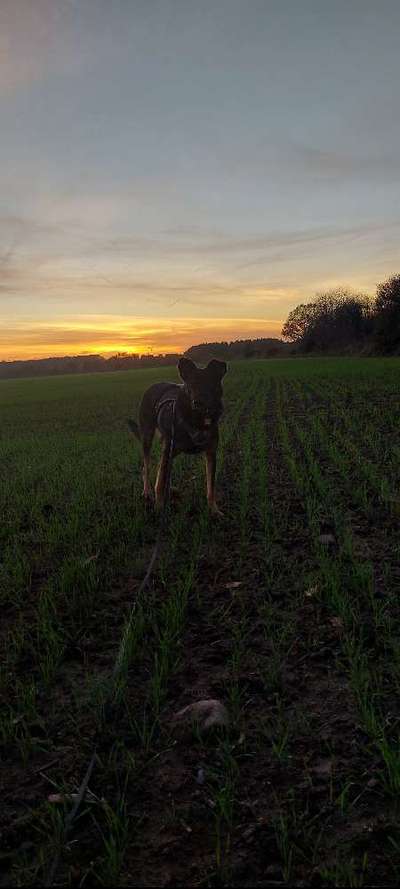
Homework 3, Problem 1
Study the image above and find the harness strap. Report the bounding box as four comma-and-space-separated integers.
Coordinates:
155, 392, 211, 444
155, 396, 177, 419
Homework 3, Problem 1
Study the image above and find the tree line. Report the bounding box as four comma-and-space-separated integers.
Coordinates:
185, 337, 289, 362
0, 339, 290, 381
0, 352, 182, 381
281, 274, 400, 354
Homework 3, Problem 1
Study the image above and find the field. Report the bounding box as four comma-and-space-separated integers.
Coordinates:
2, 357, 400, 887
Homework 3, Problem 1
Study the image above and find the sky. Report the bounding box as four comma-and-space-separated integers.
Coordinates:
1, 0, 400, 360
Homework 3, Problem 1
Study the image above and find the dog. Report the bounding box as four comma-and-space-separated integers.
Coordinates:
128, 357, 227, 514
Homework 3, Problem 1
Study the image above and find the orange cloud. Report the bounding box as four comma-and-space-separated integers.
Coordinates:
0, 316, 283, 361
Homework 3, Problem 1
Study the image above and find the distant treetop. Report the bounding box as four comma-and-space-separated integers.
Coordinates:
185, 338, 289, 363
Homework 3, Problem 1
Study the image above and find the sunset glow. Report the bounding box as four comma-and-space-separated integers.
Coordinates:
1, 317, 283, 361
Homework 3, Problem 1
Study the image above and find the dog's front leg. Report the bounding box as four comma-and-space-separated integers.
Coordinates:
143, 451, 153, 501
205, 447, 223, 516
155, 439, 172, 510
141, 424, 156, 503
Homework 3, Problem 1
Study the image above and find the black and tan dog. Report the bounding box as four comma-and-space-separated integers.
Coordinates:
128, 357, 227, 514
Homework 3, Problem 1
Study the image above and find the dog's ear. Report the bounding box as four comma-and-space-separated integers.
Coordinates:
206, 359, 227, 380
178, 357, 198, 382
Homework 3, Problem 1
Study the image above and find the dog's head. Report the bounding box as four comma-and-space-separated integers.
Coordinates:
178, 357, 227, 427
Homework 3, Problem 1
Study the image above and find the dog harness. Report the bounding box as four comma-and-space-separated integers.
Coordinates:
155, 395, 177, 418
155, 392, 212, 445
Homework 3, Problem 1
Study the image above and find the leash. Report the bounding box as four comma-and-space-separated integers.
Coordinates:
45, 402, 177, 887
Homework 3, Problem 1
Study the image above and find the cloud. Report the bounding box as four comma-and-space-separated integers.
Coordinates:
0, 251, 290, 305
1, 210, 398, 340
88, 219, 400, 260
286, 143, 400, 183
3, 208, 399, 273
0, 212, 304, 312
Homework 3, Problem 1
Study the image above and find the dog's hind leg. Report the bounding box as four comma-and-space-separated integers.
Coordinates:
142, 425, 156, 502
155, 438, 172, 510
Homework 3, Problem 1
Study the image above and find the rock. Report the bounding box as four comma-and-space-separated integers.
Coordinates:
312, 757, 334, 778
170, 699, 229, 735
196, 767, 205, 785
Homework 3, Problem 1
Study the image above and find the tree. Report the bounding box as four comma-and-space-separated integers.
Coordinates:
281, 302, 317, 343
281, 288, 372, 351
374, 274, 400, 352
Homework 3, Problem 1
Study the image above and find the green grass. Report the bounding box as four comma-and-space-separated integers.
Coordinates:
2, 357, 400, 886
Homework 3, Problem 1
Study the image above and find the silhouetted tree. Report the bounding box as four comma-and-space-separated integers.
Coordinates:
282, 288, 372, 352
374, 274, 400, 353
185, 338, 290, 362
281, 302, 318, 343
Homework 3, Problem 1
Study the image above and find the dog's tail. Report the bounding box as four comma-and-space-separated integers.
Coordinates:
127, 418, 141, 441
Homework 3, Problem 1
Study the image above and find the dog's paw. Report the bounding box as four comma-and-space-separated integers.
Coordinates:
209, 503, 225, 518
143, 489, 155, 509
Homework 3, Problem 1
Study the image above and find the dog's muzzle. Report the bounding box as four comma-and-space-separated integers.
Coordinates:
191, 399, 222, 429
